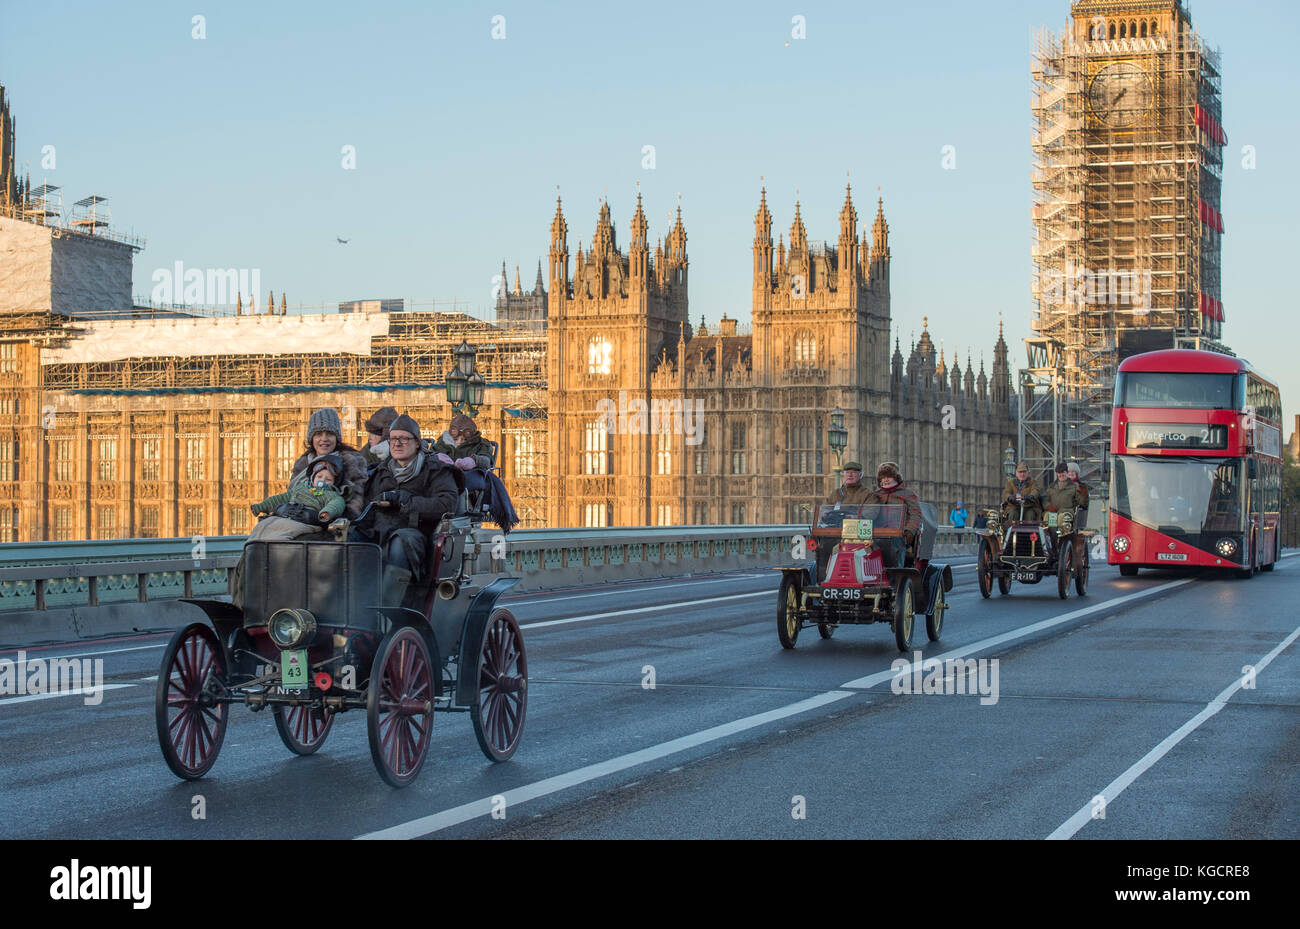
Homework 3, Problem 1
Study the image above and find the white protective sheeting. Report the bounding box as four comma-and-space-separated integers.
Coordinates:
0, 216, 55, 313
42, 312, 391, 364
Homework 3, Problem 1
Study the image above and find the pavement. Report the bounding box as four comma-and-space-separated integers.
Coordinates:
1, 553, 1296, 840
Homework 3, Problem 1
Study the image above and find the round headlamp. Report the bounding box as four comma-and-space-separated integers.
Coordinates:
268, 608, 317, 650
1215, 538, 1238, 558
1112, 535, 1130, 554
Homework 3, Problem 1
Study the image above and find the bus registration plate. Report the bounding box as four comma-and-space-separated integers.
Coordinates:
1156, 552, 1188, 562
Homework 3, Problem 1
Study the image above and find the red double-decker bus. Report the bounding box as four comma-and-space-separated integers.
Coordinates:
1108, 349, 1283, 578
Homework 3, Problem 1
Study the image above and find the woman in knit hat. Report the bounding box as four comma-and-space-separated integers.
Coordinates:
288, 407, 369, 517
431, 413, 496, 471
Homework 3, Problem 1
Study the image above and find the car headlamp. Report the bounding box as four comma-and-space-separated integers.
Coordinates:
1112, 535, 1130, 553
268, 608, 317, 650
1215, 538, 1238, 558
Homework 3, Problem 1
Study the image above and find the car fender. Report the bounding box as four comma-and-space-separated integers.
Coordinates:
922, 563, 952, 616
454, 577, 522, 707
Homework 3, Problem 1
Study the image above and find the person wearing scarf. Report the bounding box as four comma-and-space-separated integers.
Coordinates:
864, 461, 924, 563
361, 413, 461, 605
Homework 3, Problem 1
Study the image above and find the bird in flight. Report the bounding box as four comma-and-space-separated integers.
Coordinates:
337, 237, 350, 244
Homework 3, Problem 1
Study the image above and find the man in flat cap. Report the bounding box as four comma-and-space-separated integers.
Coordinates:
1002, 461, 1042, 524
825, 460, 874, 506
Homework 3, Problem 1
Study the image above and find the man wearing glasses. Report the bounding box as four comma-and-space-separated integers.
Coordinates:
1002, 461, 1042, 525
362, 413, 461, 604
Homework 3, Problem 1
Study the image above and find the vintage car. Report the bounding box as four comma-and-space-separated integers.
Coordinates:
975, 504, 1090, 599
777, 503, 953, 652
155, 475, 526, 788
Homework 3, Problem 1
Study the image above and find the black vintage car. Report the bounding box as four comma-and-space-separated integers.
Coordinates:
155, 480, 526, 787
975, 504, 1090, 600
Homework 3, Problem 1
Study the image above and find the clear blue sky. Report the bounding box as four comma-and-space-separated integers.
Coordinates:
3, 0, 1297, 427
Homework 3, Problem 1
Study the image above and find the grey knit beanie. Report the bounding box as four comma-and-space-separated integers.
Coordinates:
307, 407, 342, 441
388, 413, 421, 443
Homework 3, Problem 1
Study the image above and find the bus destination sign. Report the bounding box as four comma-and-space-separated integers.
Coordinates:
1126, 422, 1229, 451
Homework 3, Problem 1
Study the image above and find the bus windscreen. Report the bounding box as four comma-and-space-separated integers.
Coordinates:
1115, 372, 1243, 410
1111, 457, 1243, 539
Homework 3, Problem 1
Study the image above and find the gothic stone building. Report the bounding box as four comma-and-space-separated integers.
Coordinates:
543, 186, 1016, 528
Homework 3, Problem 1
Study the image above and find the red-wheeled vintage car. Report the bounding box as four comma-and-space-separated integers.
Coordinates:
776, 503, 953, 652
155, 477, 526, 788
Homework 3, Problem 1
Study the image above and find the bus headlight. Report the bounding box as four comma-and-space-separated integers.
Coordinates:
1112, 536, 1130, 554
1215, 538, 1238, 558
268, 608, 317, 650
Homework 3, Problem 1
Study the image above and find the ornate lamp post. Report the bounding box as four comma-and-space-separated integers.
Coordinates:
828, 407, 848, 482
445, 340, 484, 418
1003, 444, 1016, 479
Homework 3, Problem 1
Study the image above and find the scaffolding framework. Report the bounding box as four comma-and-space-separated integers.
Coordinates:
1027, 4, 1230, 497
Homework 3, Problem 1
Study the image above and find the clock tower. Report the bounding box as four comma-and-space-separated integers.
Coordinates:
1027, 0, 1227, 491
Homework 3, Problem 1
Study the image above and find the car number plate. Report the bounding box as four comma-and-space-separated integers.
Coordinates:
823, 587, 862, 600
841, 519, 873, 541
1012, 571, 1037, 582
1156, 553, 1188, 562
280, 649, 309, 689
1046, 513, 1058, 527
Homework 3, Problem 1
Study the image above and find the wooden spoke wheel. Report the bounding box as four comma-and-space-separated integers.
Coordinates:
471, 608, 529, 763
893, 578, 915, 652
156, 623, 228, 780
777, 574, 801, 649
977, 543, 994, 599
367, 626, 434, 788
997, 572, 1012, 595
273, 703, 335, 756
1075, 544, 1090, 596
926, 584, 946, 642
1057, 541, 1073, 600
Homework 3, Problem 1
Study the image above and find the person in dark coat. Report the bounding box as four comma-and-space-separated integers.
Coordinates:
361, 406, 399, 467
289, 407, 368, 518
1002, 461, 1042, 524
362, 413, 461, 604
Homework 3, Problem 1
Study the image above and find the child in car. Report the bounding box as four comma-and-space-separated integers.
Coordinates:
251, 454, 350, 527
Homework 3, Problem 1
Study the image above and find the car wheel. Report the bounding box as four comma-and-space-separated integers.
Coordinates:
977, 543, 993, 599
1057, 541, 1072, 600
925, 584, 945, 642
777, 574, 801, 649
893, 578, 915, 652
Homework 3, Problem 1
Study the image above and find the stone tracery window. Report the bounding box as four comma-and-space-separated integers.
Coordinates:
587, 336, 612, 376
793, 330, 817, 366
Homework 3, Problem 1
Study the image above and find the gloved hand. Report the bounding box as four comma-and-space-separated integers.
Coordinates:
318, 510, 331, 522
904, 528, 918, 549
455, 456, 476, 470
379, 489, 412, 510
436, 452, 454, 465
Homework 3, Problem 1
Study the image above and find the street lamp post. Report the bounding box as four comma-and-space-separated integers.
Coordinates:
1003, 444, 1016, 479
828, 407, 848, 485
445, 340, 484, 418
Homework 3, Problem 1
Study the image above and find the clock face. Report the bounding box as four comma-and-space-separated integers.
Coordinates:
1089, 61, 1154, 128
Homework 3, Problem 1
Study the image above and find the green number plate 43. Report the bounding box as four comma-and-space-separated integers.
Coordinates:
281, 649, 309, 689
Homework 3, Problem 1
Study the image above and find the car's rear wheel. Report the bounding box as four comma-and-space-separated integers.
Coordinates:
1057, 541, 1072, 600
1075, 543, 1089, 596
777, 575, 801, 650
925, 584, 945, 642
997, 572, 1012, 595
471, 608, 528, 763
893, 578, 915, 652
156, 623, 227, 780
274, 703, 334, 755
367, 626, 434, 788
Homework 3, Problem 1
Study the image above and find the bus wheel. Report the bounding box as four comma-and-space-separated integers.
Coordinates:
1119, 565, 1138, 578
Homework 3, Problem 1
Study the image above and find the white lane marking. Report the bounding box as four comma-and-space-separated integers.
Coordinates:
0, 643, 166, 661
133, 675, 158, 683
839, 577, 1195, 689
520, 591, 773, 630
356, 689, 855, 840
511, 574, 774, 606
0, 684, 135, 707
1049, 619, 1300, 840
360, 577, 1200, 839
